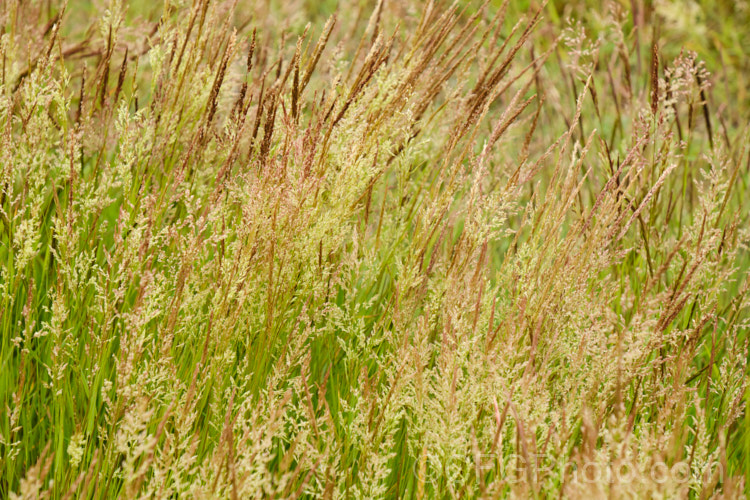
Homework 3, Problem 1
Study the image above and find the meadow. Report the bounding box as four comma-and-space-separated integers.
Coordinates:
1, 0, 749, 497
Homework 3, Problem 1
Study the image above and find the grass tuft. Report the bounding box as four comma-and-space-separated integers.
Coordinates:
0, 0, 748, 497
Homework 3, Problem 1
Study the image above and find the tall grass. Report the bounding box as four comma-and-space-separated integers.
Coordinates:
1, 0, 748, 497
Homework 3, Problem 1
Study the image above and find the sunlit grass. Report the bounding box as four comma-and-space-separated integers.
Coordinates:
0, 0, 748, 498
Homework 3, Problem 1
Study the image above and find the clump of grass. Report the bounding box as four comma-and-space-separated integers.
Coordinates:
0, 0, 748, 498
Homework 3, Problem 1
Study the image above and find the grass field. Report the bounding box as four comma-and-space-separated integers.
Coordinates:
1, 0, 749, 497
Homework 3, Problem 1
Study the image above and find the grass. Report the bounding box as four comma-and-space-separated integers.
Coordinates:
0, 0, 749, 497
